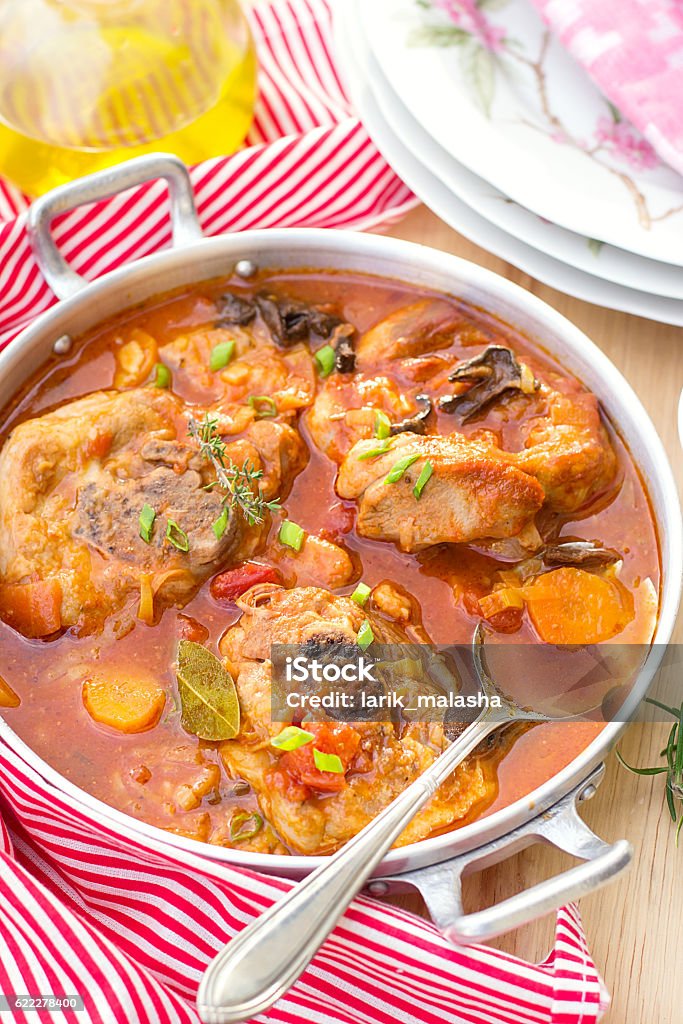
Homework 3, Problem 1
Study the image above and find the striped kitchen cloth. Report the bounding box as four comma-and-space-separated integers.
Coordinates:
0, 741, 608, 1024
0, 0, 608, 1021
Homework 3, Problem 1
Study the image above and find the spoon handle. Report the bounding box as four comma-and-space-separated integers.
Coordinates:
197, 716, 498, 1024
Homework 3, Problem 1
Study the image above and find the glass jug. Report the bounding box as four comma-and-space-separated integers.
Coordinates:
0, 0, 257, 196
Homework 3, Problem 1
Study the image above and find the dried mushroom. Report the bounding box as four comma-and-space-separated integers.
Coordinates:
255, 293, 342, 347
439, 345, 537, 422
216, 290, 357, 363
542, 541, 620, 568
216, 293, 258, 327
389, 394, 432, 436
331, 322, 357, 373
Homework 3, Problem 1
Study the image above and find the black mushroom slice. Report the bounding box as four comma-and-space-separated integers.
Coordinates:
331, 322, 357, 374
216, 292, 258, 327
438, 345, 537, 422
542, 541, 621, 568
255, 293, 344, 347
215, 290, 358, 360
389, 394, 433, 436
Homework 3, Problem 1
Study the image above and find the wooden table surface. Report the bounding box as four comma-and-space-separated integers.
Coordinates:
375, 205, 683, 1024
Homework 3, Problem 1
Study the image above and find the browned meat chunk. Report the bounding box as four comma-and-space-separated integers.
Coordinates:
513, 381, 617, 512
0, 390, 306, 635
267, 534, 356, 590
306, 372, 415, 463
336, 432, 545, 552
356, 299, 466, 367
73, 437, 241, 571
217, 585, 494, 854
438, 349, 616, 513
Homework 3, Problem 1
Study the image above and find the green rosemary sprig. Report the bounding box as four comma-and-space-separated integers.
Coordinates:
617, 697, 683, 843
188, 414, 281, 526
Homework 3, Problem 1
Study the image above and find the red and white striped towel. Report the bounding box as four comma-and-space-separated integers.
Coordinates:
0, 1, 608, 1021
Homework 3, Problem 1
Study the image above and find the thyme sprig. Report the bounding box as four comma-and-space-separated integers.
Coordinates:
617, 697, 683, 843
188, 414, 281, 526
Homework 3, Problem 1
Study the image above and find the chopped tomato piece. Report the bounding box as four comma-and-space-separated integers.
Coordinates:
0, 580, 62, 638
177, 614, 209, 644
210, 562, 281, 604
319, 501, 356, 543
484, 606, 524, 634
463, 589, 484, 617
272, 722, 361, 801
83, 431, 113, 461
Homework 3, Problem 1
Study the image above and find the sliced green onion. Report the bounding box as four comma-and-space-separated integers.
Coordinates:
229, 810, 263, 843
357, 439, 393, 461
313, 749, 344, 774
374, 410, 391, 439
385, 453, 420, 484
139, 503, 156, 544
374, 409, 389, 438
166, 519, 189, 552
278, 519, 305, 552
314, 344, 335, 378
271, 725, 315, 751
357, 619, 374, 650
413, 460, 433, 500
152, 363, 171, 389
210, 339, 235, 372
212, 506, 229, 541
351, 582, 372, 606
248, 395, 277, 419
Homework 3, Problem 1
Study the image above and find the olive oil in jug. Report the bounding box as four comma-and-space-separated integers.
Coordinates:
0, 0, 257, 196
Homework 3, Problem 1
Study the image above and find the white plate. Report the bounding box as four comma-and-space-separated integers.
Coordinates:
365, 43, 683, 300
361, 0, 683, 266
334, 1, 683, 326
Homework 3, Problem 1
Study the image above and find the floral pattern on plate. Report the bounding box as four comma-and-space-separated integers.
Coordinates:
413, 0, 675, 224
362, 0, 683, 261
336, 0, 683, 323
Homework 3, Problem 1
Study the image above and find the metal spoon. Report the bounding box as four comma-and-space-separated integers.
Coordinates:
197, 628, 606, 1024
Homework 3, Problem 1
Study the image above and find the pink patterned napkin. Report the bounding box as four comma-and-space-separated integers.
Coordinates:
0, 1, 609, 1020
530, 0, 683, 177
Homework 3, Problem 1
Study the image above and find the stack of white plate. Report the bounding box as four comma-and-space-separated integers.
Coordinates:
334, 0, 683, 325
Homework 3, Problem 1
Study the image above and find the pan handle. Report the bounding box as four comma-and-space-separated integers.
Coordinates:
378, 765, 631, 944
27, 153, 203, 300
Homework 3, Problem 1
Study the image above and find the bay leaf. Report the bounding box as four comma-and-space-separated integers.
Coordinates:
176, 640, 240, 741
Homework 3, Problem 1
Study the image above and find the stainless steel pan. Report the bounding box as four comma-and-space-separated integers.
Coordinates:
0, 154, 680, 944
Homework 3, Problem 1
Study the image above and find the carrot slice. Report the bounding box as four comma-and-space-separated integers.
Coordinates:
525, 567, 634, 645
83, 674, 166, 733
0, 580, 62, 638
